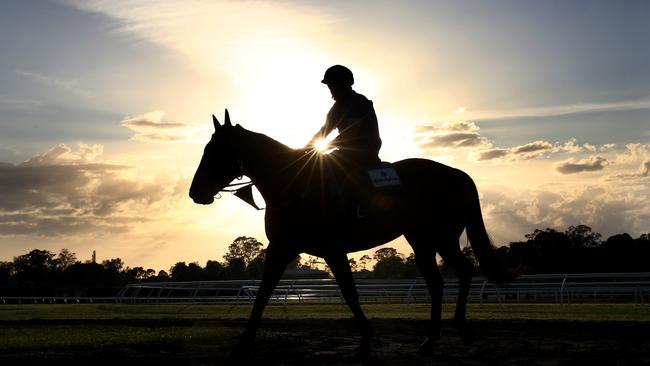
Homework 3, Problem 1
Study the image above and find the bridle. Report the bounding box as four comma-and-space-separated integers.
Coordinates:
212, 157, 263, 211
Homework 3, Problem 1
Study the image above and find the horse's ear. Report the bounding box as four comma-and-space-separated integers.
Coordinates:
224, 109, 232, 127
212, 114, 220, 130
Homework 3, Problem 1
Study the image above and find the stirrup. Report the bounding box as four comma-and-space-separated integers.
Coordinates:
356, 205, 367, 218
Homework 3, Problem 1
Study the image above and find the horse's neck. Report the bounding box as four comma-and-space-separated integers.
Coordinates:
240, 130, 300, 205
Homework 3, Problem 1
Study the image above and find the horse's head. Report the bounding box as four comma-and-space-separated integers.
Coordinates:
189, 109, 243, 205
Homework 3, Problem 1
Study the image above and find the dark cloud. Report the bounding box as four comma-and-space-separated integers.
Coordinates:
478, 148, 509, 160
415, 121, 478, 133
122, 120, 187, 129
477, 140, 554, 161
511, 140, 554, 155
416, 121, 490, 150
419, 132, 489, 148
0, 144, 172, 236
555, 156, 609, 174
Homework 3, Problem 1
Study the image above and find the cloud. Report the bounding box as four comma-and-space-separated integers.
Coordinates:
478, 148, 509, 160
416, 121, 491, 150
643, 160, 650, 176
477, 138, 615, 162
481, 183, 650, 245
21, 143, 104, 166
477, 140, 555, 161
510, 140, 555, 159
555, 156, 609, 174
417, 121, 611, 163
420, 132, 490, 148
121, 111, 193, 142
0, 144, 174, 236
15, 70, 91, 98
471, 98, 650, 121
608, 159, 650, 181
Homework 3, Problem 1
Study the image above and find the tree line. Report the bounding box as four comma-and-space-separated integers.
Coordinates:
1, 226, 649, 296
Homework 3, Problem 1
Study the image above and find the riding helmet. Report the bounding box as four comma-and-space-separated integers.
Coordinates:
321, 65, 354, 86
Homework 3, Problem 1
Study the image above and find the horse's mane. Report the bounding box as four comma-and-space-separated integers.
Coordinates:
240, 126, 304, 159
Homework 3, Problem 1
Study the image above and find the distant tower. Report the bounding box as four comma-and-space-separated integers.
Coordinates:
92, 250, 96, 264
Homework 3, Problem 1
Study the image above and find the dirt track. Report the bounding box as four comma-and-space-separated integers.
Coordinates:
2, 318, 649, 365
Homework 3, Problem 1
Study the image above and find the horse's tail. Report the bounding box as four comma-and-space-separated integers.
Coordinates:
464, 174, 514, 284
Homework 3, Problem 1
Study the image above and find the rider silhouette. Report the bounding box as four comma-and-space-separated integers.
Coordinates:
308, 65, 382, 169
308, 65, 382, 215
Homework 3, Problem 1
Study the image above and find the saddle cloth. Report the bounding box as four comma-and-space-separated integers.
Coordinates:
366, 162, 401, 192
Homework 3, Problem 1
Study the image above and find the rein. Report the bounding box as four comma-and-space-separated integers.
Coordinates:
213, 158, 264, 210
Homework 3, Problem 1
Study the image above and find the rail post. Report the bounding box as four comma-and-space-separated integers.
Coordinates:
479, 280, 487, 305
559, 275, 567, 304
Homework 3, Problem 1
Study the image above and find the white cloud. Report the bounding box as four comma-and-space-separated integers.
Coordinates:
481, 183, 650, 245
22, 143, 104, 166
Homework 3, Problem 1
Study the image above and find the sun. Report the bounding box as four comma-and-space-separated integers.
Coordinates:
313, 138, 330, 152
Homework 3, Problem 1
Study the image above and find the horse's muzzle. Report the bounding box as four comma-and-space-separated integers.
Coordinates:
189, 191, 215, 205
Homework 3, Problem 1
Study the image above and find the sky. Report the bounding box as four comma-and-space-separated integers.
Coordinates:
1, 0, 649, 271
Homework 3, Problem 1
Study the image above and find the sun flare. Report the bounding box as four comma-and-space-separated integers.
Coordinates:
313, 138, 330, 152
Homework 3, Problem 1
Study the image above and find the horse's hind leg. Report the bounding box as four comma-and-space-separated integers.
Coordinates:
405, 234, 443, 355
324, 254, 373, 358
438, 244, 476, 344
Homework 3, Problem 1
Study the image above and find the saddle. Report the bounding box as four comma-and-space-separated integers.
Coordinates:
330, 162, 402, 219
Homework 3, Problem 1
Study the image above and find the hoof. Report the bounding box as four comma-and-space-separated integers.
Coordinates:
416, 336, 437, 356
353, 344, 372, 361
452, 317, 475, 345
229, 332, 254, 363
459, 328, 476, 345
228, 342, 250, 363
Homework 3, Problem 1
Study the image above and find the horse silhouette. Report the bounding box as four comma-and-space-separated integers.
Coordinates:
189, 110, 511, 358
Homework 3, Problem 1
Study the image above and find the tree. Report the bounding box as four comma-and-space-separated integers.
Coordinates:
12, 249, 57, 283
286, 255, 302, 270
304, 255, 323, 270
0, 261, 13, 285
373, 248, 402, 263
358, 255, 371, 271
226, 258, 246, 279
603, 233, 640, 272
170, 262, 204, 281
124, 267, 156, 282
223, 236, 264, 267
372, 247, 407, 279
155, 270, 170, 281
55, 248, 78, 271
204, 260, 227, 280
102, 258, 124, 273
348, 258, 358, 272
170, 262, 189, 281
402, 253, 419, 278
565, 225, 602, 249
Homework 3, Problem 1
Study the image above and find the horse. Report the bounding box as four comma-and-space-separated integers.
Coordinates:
189, 110, 511, 357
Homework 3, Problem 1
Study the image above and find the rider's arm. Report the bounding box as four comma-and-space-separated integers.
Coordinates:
306, 108, 337, 147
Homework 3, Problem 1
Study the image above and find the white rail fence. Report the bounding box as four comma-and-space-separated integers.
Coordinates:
3, 272, 649, 305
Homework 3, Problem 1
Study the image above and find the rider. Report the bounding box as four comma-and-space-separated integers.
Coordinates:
308, 65, 382, 169
307, 65, 382, 211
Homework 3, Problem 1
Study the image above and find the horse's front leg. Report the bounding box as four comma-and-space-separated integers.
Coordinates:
325, 254, 373, 359
232, 243, 296, 357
